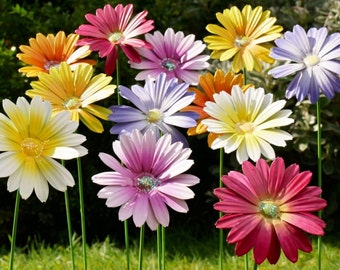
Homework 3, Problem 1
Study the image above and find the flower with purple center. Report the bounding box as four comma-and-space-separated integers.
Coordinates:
129, 28, 210, 85
92, 129, 200, 230
109, 72, 199, 147
268, 24, 340, 103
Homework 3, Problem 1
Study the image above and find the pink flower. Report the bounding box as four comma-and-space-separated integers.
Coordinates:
214, 157, 327, 264
75, 4, 154, 75
130, 28, 210, 85
92, 129, 199, 230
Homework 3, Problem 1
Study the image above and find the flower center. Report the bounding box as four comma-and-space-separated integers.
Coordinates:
136, 174, 160, 192
146, 109, 162, 123
259, 201, 280, 219
63, 97, 82, 110
161, 58, 177, 71
234, 36, 251, 48
303, 54, 320, 67
44, 60, 61, 70
235, 121, 254, 134
21, 137, 44, 158
108, 32, 123, 43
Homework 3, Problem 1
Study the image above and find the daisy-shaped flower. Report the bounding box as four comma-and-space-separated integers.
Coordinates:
268, 24, 340, 103
16, 31, 95, 77
129, 28, 210, 85
182, 69, 252, 145
0, 96, 87, 202
26, 62, 116, 133
214, 157, 327, 264
202, 85, 293, 164
109, 72, 198, 146
92, 129, 199, 230
204, 5, 283, 73
75, 3, 154, 75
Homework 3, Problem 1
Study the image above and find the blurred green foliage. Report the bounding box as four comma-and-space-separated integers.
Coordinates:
1, 0, 340, 247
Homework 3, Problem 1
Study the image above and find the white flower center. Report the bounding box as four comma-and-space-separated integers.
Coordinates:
234, 36, 251, 48
136, 174, 160, 192
235, 121, 254, 134
146, 109, 163, 123
259, 201, 280, 219
63, 97, 82, 110
21, 137, 44, 158
303, 55, 320, 67
44, 60, 61, 70
161, 58, 177, 71
108, 32, 123, 43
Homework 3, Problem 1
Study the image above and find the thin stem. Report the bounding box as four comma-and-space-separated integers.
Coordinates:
116, 56, 121, 105
77, 157, 87, 270
316, 100, 323, 270
9, 190, 20, 270
64, 190, 75, 270
157, 225, 162, 270
124, 220, 130, 270
244, 253, 249, 270
138, 225, 145, 270
62, 159, 75, 270
219, 148, 224, 270
253, 261, 258, 270
161, 226, 166, 270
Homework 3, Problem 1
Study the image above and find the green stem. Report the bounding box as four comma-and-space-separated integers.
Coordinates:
9, 190, 20, 270
244, 253, 249, 270
124, 220, 130, 270
62, 160, 75, 270
316, 100, 323, 270
157, 225, 162, 270
253, 261, 258, 270
219, 148, 224, 270
64, 190, 76, 270
77, 157, 87, 270
138, 225, 145, 270
162, 226, 166, 270
116, 56, 121, 105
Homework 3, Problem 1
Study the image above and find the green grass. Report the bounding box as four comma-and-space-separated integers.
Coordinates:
1, 230, 340, 270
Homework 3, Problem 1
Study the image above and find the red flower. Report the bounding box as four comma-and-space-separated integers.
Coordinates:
214, 157, 327, 264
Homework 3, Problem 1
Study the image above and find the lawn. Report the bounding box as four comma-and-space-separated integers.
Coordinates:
1, 228, 339, 270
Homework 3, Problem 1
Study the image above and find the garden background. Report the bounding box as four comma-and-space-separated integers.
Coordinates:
1, 0, 340, 268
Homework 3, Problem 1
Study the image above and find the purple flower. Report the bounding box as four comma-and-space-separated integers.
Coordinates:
129, 28, 210, 85
92, 129, 200, 230
109, 72, 199, 146
268, 25, 340, 103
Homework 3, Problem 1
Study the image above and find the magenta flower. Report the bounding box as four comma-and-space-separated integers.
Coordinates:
214, 157, 326, 264
75, 3, 154, 75
129, 28, 210, 85
92, 129, 199, 230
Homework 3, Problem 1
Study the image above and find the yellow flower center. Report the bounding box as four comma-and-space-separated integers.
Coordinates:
136, 174, 160, 192
259, 201, 280, 219
161, 59, 177, 71
303, 54, 320, 67
63, 97, 82, 110
234, 36, 251, 48
108, 32, 123, 43
21, 137, 44, 158
146, 109, 162, 123
235, 121, 254, 134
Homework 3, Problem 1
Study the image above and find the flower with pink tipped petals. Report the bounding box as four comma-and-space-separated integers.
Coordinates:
76, 3, 154, 75
130, 28, 210, 85
92, 129, 200, 230
214, 157, 326, 264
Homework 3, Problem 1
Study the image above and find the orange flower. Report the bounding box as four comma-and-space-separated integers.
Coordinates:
183, 69, 251, 145
17, 31, 95, 77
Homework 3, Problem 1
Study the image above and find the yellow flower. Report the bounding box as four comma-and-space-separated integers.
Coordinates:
182, 69, 252, 146
26, 62, 116, 133
17, 31, 96, 77
204, 5, 283, 73
0, 96, 87, 202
